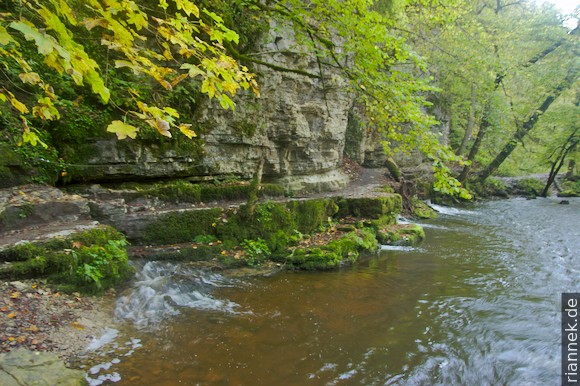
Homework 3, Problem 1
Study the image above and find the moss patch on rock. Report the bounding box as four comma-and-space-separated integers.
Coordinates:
411, 197, 438, 219
0, 226, 133, 293
376, 224, 425, 246
141, 208, 223, 245
281, 227, 379, 270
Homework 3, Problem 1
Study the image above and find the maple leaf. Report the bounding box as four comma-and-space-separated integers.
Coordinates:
178, 123, 196, 139
106, 120, 138, 140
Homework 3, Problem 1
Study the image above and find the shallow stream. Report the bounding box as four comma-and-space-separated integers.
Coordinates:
86, 197, 579, 385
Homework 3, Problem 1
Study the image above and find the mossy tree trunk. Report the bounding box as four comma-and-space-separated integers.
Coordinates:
246, 157, 265, 219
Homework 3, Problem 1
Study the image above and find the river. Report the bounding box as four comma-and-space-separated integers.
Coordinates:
85, 197, 579, 385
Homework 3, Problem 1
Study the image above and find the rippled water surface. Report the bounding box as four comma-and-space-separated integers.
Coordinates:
87, 198, 579, 385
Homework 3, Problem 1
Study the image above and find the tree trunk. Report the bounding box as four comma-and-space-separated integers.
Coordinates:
478, 69, 578, 181
542, 128, 579, 196
566, 159, 576, 179
458, 84, 477, 156
245, 157, 265, 218
458, 106, 492, 182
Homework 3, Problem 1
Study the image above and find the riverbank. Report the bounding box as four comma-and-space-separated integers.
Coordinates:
0, 279, 116, 363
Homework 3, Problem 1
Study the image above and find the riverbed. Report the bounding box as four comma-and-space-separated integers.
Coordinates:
84, 197, 579, 385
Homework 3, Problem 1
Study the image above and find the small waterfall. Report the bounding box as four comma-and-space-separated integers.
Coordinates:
115, 261, 244, 329
427, 201, 475, 216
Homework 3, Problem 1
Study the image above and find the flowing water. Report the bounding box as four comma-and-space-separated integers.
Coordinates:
85, 197, 579, 385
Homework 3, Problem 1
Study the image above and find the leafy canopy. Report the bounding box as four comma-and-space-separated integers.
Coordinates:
0, 0, 259, 145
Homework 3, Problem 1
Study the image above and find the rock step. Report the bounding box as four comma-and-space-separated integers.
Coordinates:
0, 185, 90, 234
0, 220, 101, 252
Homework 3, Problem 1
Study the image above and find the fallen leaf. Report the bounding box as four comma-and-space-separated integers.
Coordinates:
7, 312, 17, 319
10, 292, 21, 299
25, 325, 39, 332
71, 322, 85, 330
72, 241, 83, 249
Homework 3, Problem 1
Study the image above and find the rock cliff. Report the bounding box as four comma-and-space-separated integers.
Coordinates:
47, 24, 359, 193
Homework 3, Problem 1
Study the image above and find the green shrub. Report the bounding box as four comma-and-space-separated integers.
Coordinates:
241, 238, 270, 267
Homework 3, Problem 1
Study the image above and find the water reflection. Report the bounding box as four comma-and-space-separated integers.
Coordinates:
90, 197, 578, 385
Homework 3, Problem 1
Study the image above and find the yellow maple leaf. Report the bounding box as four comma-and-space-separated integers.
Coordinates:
106, 120, 138, 140
178, 124, 196, 139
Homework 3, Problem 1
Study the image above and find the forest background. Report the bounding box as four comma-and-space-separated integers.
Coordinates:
0, 0, 578, 198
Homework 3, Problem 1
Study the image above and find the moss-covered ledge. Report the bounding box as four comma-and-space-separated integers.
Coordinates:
132, 194, 412, 270
0, 226, 134, 294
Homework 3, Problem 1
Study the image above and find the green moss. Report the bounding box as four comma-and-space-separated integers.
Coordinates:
142, 245, 223, 261
558, 178, 580, 197
411, 197, 438, 219
282, 228, 378, 270
217, 202, 295, 252
376, 224, 425, 246
288, 199, 339, 234
141, 208, 222, 245
336, 196, 402, 219
0, 226, 133, 294
468, 178, 509, 198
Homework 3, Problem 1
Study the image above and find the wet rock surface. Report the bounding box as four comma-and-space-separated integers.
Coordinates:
0, 348, 86, 386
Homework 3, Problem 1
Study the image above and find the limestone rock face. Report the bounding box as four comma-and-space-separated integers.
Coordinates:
198, 26, 352, 192
58, 25, 353, 193
0, 349, 86, 386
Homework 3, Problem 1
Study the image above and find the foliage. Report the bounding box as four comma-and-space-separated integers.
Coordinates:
0, 0, 259, 145
241, 238, 270, 266
413, 0, 578, 180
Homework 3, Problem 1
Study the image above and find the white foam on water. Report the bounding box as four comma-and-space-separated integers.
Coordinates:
427, 202, 475, 216
114, 261, 244, 328
86, 328, 119, 351
380, 245, 417, 252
